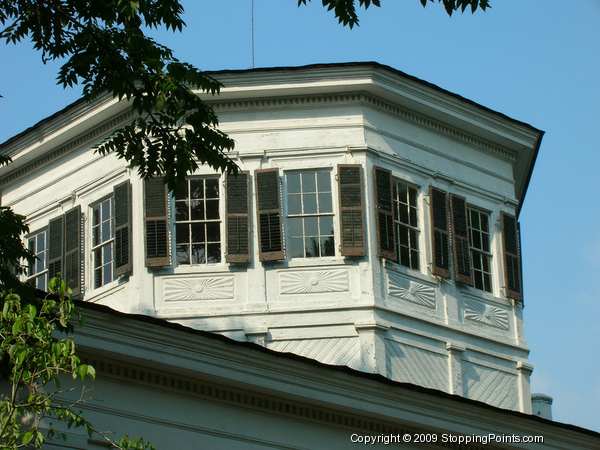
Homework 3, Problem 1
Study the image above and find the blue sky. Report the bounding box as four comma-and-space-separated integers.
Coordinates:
1, 0, 599, 432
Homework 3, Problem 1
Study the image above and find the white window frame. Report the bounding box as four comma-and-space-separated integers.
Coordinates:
468, 207, 493, 293
173, 176, 222, 266
91, 196, 114, 289
26, 229, 48, 290
285, 169, 336, 259
392, 179, 420, 271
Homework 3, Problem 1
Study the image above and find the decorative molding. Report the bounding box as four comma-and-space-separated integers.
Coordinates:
163, 276, 235, 301
386, 341, 448, 393
464, 298, 509, 330
280, 269, 349, 295
79, 353, 427, 439
211, 93, 515, 161
463, 362, 519, 410
0, 109, 134, 187
268, 337, 361, 370
387, 272, 436, 309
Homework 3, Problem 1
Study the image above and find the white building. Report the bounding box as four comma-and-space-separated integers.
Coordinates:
3, 62, 596, 448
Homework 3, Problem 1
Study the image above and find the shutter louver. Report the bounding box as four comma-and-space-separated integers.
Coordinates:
226, 171, 251, 263
47, 216, 63, 280
430, 186, 450, 278
450, 194, 473, 285
63, 206, 81, 296
113, 182, 132, 277
502, 212, 523, 302
145, 177, 170, 267
374, 167, 397, 260
338, 164, 366, 256
255, 169, 284, 261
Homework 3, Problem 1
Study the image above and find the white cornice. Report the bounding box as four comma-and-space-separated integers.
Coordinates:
74, 305, 599, 449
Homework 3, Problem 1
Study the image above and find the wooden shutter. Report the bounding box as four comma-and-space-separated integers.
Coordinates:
430, 186, 450, 278
113, 181, 132, 277
338, 164, 366, 256
502, 212, 523, 302
374, 166, 397, 260
63, 206, 81, 296
226, 171, 251, 263
255, 169, 284, 261
47, 215, 63, 280
145, 177, 170, 267
450, 194, 473, 285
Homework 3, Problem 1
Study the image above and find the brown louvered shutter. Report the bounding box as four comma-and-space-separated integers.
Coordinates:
450, 194, 473, 285
338, 164, 366, 256
145, 177, 170, 267
226, 171, 251, 263
502, 212, 523, 302
113, 181, 132, 277
47, 215, 63, 280
63, 206, 81, 295
374, 166, 397, 260
430, 187, 450, 278
255, 168, 284, 261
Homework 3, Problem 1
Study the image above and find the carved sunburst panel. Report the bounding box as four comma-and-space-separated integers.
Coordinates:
280, 270, 349, 295
387, 272, 436, 309
464, 299, 509, 330
163, 276, 235, 301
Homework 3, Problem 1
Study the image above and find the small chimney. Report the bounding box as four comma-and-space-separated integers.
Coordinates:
531, 393, 553, 420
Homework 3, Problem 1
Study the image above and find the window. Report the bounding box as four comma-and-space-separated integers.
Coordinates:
175, 178, 221, 265
27, 230, 47, 290
286, 170, 335, 258
393, 181, 419, 270
469, 208, 492, 292
92, 197, 114, 288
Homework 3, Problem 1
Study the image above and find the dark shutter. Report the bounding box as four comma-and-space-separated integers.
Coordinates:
255, 168, 284, 261
145, 177, 170, 267
113, 181, 132, 277
430, 186, 450, 278
226, 171, 251, 263
338, 164, 366, 256
63, 206, 81, 296
374, 166, 397, 260
450, 194, 473, 285
47, 215, 63, 280
502, 212, 523, 302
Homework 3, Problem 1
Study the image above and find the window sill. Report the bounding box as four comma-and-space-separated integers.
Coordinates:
382, 259, 437, 285
274, 256, 347, 269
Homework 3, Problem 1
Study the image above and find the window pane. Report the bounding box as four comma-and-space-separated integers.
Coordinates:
304, 217, 318, 236
176, 244, 190, 265
289, 238, 304, 258
93, 206, 100, 226
175, 201, 189, 221
101, 200, 110, 221
321, 236, 335, 256
101, 220, 110, 243
289, 217, 303, 238
287, 173, 301, 194
206, 222, 220, 242
37, 234, 45, 253
304, 194, 317, 214
302, 172, 316, 192
191, 244, 205, 264
206, 200, 219, 220
317, 172, 330, 191
103, 263, 112, 285
191, 223, 205, 243
190, 180, 204, 199
318, 193, 332, 213
288, 194, 302, 215
207, 243, 220, 263
305, 237, 319, 258
190, 200, 204, 221
399, 204, 408, 224
320, 215, 333, 236
176, 223, 189, 244
205, 179, 219, 199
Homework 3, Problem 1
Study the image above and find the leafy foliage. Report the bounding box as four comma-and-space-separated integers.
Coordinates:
0, 278, 155, 449
0, 0, 236, 193
298, 0, 489, 27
